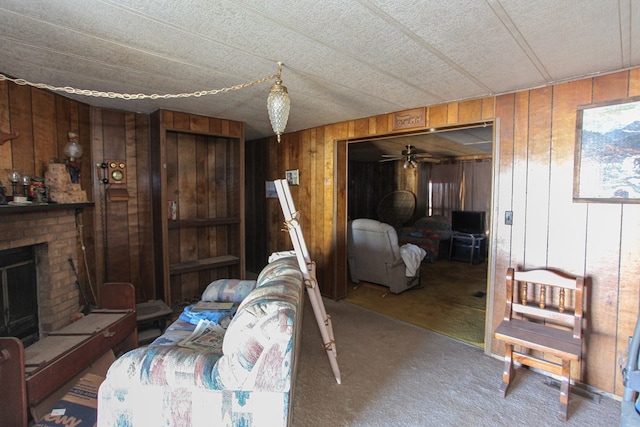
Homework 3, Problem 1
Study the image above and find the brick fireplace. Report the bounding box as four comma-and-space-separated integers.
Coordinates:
0, 206, 86, 334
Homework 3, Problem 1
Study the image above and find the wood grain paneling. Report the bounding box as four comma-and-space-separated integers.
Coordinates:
4, 66, 640, 396
246, 71, 640, 396
490, 70, 640, 395
151, 110, 244, 306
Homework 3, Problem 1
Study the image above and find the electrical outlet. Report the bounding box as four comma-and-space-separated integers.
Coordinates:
505, 211, 513, 225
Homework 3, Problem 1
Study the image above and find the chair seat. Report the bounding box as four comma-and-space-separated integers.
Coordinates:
495, 318, 581, 360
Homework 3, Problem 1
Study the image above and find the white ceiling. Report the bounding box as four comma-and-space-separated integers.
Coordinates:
1, 0, 638, 156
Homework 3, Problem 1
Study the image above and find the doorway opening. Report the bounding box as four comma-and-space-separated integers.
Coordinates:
340, 123, 494, 348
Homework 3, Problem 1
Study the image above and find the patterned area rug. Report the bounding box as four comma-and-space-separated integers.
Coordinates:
346, 259, 487, 347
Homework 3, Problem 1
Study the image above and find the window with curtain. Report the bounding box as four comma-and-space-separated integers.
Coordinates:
423, 158, 492, 219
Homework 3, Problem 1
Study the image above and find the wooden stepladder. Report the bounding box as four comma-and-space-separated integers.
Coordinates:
274, 179, 341, 384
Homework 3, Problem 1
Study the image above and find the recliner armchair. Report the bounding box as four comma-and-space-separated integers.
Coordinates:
347, 218, 421, 294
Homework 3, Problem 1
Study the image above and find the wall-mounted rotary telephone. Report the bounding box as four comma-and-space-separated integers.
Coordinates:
97, 160, 127, 184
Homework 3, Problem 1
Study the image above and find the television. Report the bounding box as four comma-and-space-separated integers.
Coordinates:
451, 211, 486, 235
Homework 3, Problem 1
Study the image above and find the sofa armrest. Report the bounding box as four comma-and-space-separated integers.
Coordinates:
104, 346, 224, 389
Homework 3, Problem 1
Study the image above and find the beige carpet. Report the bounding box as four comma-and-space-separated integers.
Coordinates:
292, 297, 620, 427
345, 260, 487, 347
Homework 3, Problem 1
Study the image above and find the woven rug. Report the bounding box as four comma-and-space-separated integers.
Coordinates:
345, 259, 487, 347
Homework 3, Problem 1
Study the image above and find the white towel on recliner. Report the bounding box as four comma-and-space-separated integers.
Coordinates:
400, 243, 426, 277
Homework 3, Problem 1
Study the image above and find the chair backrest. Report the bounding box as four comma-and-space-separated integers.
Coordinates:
377, 190, 416, 228
504, 267, 585, 339
347, 218, 401, 263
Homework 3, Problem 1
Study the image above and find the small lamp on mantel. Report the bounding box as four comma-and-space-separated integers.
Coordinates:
8, 169, 20, 196
267, 62, 291, 143
63, 131, 83, 184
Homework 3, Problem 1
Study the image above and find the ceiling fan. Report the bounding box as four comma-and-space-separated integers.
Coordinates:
380, 145, 439, 168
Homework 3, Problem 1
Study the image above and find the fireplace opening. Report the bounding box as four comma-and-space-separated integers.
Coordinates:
0, 246, 39, 347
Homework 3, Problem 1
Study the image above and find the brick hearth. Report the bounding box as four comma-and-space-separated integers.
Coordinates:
0, 206, 84, 333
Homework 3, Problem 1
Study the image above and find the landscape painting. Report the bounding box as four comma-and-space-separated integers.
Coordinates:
574, 96, 640, 202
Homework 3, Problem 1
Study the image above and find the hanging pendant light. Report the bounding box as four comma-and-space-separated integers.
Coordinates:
267, 62, 290, 143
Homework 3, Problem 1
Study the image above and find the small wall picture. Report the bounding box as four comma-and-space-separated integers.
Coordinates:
286, 169, 299, 186
265, 181, 278, 198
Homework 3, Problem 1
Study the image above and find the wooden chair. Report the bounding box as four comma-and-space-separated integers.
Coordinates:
494, 267, 585, 421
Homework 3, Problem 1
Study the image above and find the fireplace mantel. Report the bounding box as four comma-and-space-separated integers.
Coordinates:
0, 202, 93, 214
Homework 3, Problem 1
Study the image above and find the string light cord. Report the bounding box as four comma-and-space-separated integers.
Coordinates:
0, 70, 280, 100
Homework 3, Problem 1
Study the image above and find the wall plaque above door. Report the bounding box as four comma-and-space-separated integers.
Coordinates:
393, 107, 426, 131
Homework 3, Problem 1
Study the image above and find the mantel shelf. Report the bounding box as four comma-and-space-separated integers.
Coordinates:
0, 202, 94, 214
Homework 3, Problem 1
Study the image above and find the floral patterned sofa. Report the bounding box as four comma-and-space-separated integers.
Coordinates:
397, 215, 453, 262
97, 256, 304, 427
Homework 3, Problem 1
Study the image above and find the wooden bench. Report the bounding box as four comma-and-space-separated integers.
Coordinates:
0, 282, 137, 427
494, 267, 585, 421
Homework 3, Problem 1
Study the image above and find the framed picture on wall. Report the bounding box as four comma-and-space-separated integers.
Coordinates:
574, 96, 640, 203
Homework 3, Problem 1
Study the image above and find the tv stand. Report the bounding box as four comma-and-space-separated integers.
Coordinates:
449, 232, 486, 264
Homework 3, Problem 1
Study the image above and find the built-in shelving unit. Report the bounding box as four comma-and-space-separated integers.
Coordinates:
150, 110, 245, 308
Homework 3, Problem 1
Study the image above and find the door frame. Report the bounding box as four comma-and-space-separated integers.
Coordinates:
334, 120, 499, 355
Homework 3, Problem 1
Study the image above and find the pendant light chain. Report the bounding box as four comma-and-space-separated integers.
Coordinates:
0, 71, 279, 100
0, 61, 290, 140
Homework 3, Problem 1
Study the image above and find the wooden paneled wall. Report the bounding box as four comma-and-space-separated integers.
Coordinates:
493, 69, 640, 395
4, 67, 640, 395
347, 161, 419, 222
90, 108, 155, 302
246, 98, 495, 298
247, 71, 640, 396
0, 81, 95, 303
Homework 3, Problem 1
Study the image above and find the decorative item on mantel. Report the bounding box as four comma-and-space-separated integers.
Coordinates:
28, 177, 50, 204
45, 161, 87, 204
63, 131, 83, 184
8, 169, 20, 196
21, 174, 30, 197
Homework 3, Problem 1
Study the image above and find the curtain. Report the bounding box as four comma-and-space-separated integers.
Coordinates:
462, 159, 492, 213
430, 162, 463, 217
429, 159, 492, 218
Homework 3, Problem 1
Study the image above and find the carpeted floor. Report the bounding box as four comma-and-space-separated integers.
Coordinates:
293, 297, 620, 426
345, 259, 488, 347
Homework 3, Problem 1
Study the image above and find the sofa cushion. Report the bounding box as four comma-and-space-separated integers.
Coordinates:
209, 261, 304, 392
255, 257, 301, 287
201, 279, 257, 302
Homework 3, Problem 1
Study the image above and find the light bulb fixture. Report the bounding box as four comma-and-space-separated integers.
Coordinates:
403, 155, 418, 169
267, 62, 290, 143
64, 131, 83, 183
8, 169, 20, 196
21, 174, 30, 197
63, 131, 83, 161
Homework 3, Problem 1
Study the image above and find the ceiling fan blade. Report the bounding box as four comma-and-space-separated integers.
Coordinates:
413, 153, 433, 158
379, 157, 401, 162
416, 157, 441, 163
